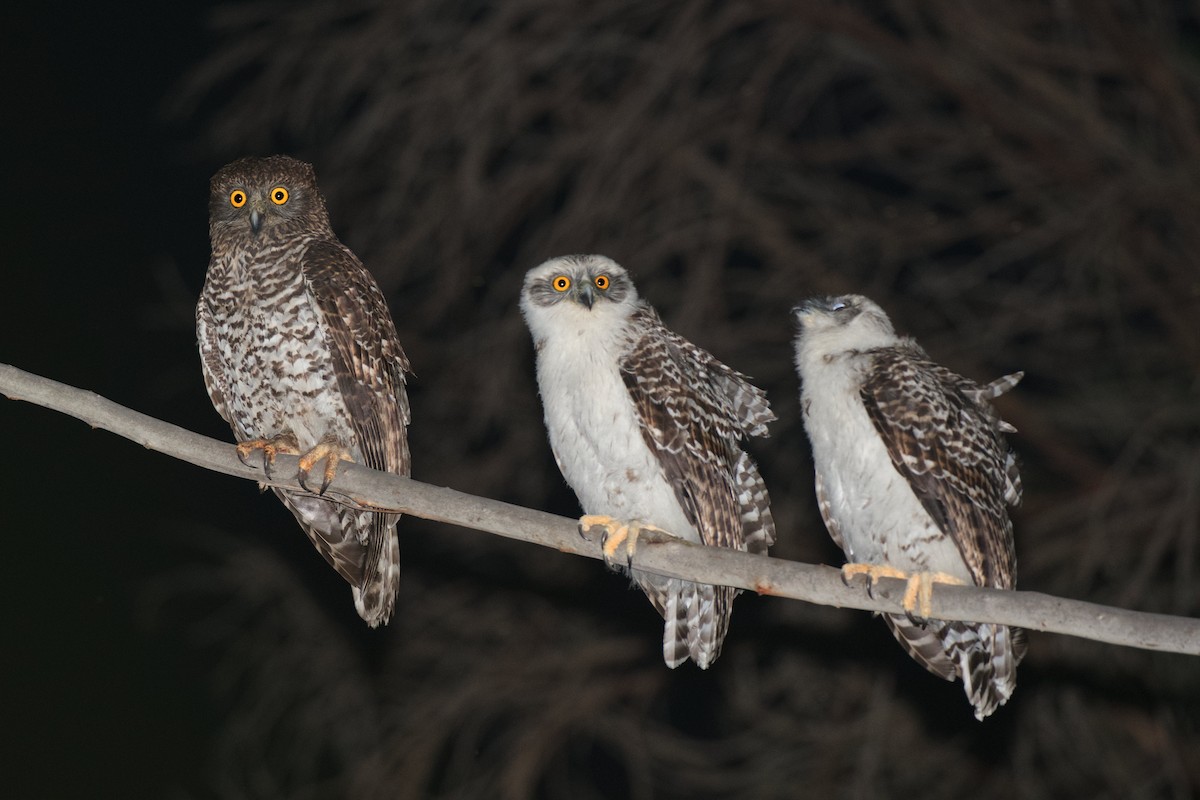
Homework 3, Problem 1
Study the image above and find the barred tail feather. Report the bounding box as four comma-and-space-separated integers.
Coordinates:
884, 614, 1025, 720
646, 575, 734, 670
353, 522, 401, 628
280, 488, 401, 627
883, 613, 959, 681
683, 581, 735, 670
660, 579, 692, 669
956, 622, 1025, 720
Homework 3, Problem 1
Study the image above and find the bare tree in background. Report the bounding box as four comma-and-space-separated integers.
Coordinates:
166, 1, 1200, 796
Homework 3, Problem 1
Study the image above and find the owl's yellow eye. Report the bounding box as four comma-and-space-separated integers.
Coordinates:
594, 274, 610, 290
229, 190, 247, 208
270, 187, 290, 205
552, 275, 571, 292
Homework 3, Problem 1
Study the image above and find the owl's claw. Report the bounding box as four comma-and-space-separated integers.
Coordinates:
236, 432, 300, 480
841, 562, 910, 602
298, 436, 355, 495
902, 571, 968, 619
579, 515, 625, 567
580, 516, 674, 570
841, 563, 968, 618
842, 562, 908, 595
606, 524, 637, 569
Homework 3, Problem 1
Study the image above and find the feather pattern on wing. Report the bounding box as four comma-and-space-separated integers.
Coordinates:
300, 241, 412, 475
859, 344, 1019, 588
295, 240, 411, 620
860, 342, 1026, 718
619, 306, 775, 666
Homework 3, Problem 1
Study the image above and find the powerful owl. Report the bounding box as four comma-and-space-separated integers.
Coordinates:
793, 294, 1025, 719
197, 155, 411, 627
520, 255, 775, 669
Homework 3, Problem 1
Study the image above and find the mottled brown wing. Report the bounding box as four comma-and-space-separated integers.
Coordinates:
196, 272, 233, 425
300, 241, 412, 582
618, 306, 773, 553
301, 240, 411, 471
859, 344, 1017, 589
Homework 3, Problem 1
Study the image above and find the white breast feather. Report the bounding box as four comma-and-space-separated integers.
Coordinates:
529, 301, 699, 545
800, 348, 972, 581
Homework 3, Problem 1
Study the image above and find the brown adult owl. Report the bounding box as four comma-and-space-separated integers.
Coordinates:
198, 155, 411, 627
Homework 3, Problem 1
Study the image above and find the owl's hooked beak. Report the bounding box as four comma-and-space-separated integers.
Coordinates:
575, 284, 595, 310
249, 208, 263, 235
793, 296, 851, 327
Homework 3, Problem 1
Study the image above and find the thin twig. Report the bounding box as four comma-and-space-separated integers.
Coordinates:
2, 362, 1197, 656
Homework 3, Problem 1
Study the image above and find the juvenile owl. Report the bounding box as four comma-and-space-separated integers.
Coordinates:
521, 255, 775, 669
793, 294, 1025, 719
198, 155, 411, 627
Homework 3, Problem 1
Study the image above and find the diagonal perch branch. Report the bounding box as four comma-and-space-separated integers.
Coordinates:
2, 362, 1198, 656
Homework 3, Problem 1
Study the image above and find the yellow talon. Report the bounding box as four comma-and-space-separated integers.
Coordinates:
841, 562, 909, 586
236, 432, 301, 479
297, 436, 355, 495
579, 515, 673, 567
578, 514, 632, 565
580, 514, 619, 540
841, 562, 909, 604
841, 563, 966, 618
903, 571, 969, 618
602, 524, 631, 560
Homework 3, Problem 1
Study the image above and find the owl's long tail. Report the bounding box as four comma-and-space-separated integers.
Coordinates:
955, 622, 1027, 720
884, 614, 1027, 720
652, 576, 735, 670
353, 523, 401, 628
280, 489, 401, 627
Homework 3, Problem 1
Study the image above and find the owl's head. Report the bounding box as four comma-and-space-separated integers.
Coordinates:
209, 155, 330, 240
520, 254, 640, 340
792, 294, 898, 365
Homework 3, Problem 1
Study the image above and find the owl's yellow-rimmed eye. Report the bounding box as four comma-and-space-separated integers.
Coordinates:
270, 187, 290, 205
229, 190, 247, 208
594, 274, 610, 290
552, 275, 571, 292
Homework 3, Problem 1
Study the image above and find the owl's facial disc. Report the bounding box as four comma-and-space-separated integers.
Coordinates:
522, 256, 635, 314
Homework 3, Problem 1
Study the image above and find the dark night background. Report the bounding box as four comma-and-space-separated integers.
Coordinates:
2, 2, 1199, 798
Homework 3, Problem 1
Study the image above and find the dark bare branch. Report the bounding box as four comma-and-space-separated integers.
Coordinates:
2, 361, 1197, 656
